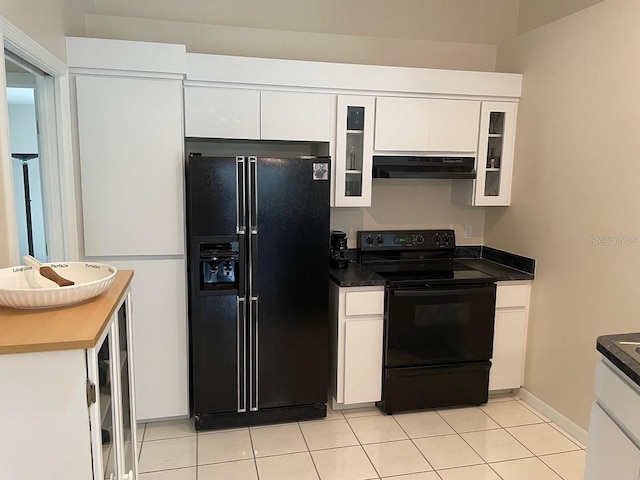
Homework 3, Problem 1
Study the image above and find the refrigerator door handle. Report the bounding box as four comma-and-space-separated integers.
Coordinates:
236, 156, 246, 234
249, 156, 258, 234
237, 296, 247, 413
249, 296, 259, 411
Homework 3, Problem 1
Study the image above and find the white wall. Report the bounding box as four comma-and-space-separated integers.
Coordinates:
517, 0, 605, 33
0, 0, 88, 60
83, 0, 520, 71
487, 0, 640, 429
332, 180, 485, 247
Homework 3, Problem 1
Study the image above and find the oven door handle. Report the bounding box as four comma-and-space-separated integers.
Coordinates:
392, 285, 495, 296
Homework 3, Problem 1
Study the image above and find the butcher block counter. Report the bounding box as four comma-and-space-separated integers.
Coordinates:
0, 270, 133, 354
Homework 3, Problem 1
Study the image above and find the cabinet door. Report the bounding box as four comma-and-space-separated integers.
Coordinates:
87, 321, 119, 480
334, 95, 375, 207
344, 318, 384, 404
261, 91, 332, 141
489, 309, 527, 391
585, 403, 640, 480
115, 295, 137, 479
473, 101, 518, 206
76, 75, 185, 256
108, 258, 188, 421
374, 97, 480, 152
184, 86, 260, 139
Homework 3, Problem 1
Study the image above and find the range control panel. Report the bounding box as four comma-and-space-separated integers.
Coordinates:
357, 229, 456, 250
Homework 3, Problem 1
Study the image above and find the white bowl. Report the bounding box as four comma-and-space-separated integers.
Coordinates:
0, 262, 117, 309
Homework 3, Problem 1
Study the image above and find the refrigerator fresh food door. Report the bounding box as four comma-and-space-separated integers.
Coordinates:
250, 156, 331, 410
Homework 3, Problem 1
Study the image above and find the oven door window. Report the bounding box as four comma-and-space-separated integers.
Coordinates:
386, 284, 496, 367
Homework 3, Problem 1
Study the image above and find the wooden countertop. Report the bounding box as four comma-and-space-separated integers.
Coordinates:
0, 270, 133, 354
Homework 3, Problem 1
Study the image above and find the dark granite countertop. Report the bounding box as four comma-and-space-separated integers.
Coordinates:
330, 245, 535, 287
329, 262, 385, 287
597, 333, 640, 388
456, 258, 534, 282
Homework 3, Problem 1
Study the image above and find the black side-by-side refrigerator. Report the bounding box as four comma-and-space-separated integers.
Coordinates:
186, 154, 331, 430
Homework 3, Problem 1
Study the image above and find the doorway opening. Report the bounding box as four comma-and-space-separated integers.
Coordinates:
5, 54, 46, 261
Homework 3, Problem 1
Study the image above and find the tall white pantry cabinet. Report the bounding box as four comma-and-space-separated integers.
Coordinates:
66, 37, 189, 421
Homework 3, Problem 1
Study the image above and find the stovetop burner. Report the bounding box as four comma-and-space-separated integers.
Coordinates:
357, 229, 496, 286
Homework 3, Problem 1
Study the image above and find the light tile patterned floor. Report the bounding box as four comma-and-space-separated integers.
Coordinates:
137, 393, 586, 480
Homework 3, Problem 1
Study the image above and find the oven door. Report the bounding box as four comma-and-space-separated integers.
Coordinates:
385, 283, 496, 368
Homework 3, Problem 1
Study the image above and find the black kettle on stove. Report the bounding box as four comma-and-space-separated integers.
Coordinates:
330, 230, 349, 269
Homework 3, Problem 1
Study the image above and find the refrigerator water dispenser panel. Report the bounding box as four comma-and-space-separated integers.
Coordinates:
199, 241, 239, 291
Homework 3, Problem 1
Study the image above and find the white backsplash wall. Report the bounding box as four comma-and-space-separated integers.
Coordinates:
331, 179, 486, 248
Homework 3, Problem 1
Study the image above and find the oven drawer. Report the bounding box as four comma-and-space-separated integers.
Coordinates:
381, 362, 491, 413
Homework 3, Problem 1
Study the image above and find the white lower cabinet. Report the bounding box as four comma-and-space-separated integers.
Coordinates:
586, 359, 640, 480
489, 282, 531, 391
586, 403, 640, 480
330, 283, 385, 407
0, 291, 137, 480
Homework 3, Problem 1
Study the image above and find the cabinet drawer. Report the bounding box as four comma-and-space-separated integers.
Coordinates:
594, 359, 640, 446
345, 290, 384, 317
496, 284, 530, 308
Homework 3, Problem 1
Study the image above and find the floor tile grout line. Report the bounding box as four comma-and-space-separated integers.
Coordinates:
537, 452, 579, 480
296, 421, 322, 480
391, 412, 437, 473
194, 432, 199, 480
246, 424, 261, 480
343, 408, 384, 479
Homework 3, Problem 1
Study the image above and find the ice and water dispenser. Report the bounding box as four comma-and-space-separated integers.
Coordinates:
197, 239, 240, 291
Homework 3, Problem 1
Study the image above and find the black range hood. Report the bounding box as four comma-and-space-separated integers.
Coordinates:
372, 156, 476, 179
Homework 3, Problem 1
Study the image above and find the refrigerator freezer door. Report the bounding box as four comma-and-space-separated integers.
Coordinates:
186, 155, 246, 236
190, 295, 242, 415
252, 157, 331, 409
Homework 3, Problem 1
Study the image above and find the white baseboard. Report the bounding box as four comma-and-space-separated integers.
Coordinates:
518, 388, 589, 446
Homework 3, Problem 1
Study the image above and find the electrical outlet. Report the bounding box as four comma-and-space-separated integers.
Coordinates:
464, 225, 473, 239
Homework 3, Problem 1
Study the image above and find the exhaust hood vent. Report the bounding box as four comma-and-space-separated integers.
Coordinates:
372, 156, 476, 180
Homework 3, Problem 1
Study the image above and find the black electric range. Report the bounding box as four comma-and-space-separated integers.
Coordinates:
357, 229, 498, 413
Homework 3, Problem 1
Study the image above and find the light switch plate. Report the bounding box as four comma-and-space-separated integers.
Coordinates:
464, 225, 473, 239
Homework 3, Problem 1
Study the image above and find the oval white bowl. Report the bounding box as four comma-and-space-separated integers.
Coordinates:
0, 262, 117, 309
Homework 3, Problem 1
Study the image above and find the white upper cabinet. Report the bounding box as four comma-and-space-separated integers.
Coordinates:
334, 95, 375, 207
374, 97, 481, 153
184, 87, 332, 142
76, 75, 185, 257
451, 101, 518, 206
184, 87, 260, 139
261, 91, 332, 141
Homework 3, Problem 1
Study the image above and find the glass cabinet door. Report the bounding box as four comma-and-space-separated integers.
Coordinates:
88, 291, 137, 480
334, 95, 375, 207
92, 324, 118, 480
474, 101, 518, 206
116, 294, 137, 478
